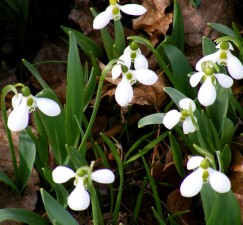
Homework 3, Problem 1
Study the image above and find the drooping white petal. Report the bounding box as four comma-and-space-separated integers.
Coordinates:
115, 79, 133, 106
52, 166, 75, 184
134, 69, 158, 85
214, 73, 233, 88
11, 94, 23, 109
119, 52, 132, 68
195, 52, 219, 71
189, 72, 205, 87
120, 4, 147, 16
179, 98, 196, 111
208, 168, 231, 193
112, 64, 122, 79
134, 54, 148, 70
7, 98, 29, 132
226, 51, 243, 80
68, 183, 90, 211
93, 7, 112, 29
92, 169, 115, 184
187, 156, 204, 170
183, 117, 196, 134
198, 77, 216, 106
35, 97, 61, 116
163, 110, 181, 130
180, 168, 204, 197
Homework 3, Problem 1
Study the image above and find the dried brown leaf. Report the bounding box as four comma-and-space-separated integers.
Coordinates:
133, 0, 173, 45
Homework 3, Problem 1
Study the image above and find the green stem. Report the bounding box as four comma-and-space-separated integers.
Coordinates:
77, 59, 118, 153
1, 86, 19, 186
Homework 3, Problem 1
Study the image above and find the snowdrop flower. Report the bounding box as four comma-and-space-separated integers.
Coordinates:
93, 0, 147, 29
112, 64, 158, 107
180, 156, 231, 197
196, 41, 243, 80
52, 164, 115, 211
190, 62, 233, 106
112, 41, 149, 77
7, 86, 61, 132
163, 98, 197, 134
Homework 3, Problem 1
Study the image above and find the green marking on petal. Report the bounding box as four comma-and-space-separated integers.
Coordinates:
126, 73, 133, 80
204, 66, 214, 76
202, 169, 209, 181
112, 6, 120, 15
27, 97, 34, 107
219, 51, 227, 60
181, 109, 189, 118
131, 52, 136, 59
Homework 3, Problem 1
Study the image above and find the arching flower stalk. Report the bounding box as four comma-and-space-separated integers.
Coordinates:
196, 41, 243, 80
7, 86, 61, 132
52, 163, 115, 211
190, 61, 233, 106
180, 156, 231, 197
163, 98, 197, 134
93, 0, 147, 29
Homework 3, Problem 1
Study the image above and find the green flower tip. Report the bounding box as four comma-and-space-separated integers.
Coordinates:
200, 158, 211, 169
204, 66, 214, 75
130, 41, 139, 51
109, 0, 117, 6
126, 73, 133, 80
220, 41, 229, 50
21, 86, 31, 97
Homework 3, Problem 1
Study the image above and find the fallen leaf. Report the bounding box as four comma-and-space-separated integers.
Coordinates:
133, 0, 173, 45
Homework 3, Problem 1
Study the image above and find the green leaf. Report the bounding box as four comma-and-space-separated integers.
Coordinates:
83, 68, 96, 111
22, 59, 49, 89
169, 133, 186, 177
152, 207, 166, 225
18, 131, 36, 191
172, 0, 184, 51
203, 187, 242, 225
67, 146, 89, 169
138, 113, 164, 128
206, 86, 229, 134
100, 133, 123, 225
219, 145, 231, 173
114, 20, 125, 57
220, 117, 235, 146
41, 189, 79, 225
0, 172, 19, 193
189, 0, 201, 8
36, 89, 67, 164
124, 131, 169, 165
208, 23, 237, 37
61, 26, 103, 59
0, 208, 47, 225
202, 37, 217, 56
163, 44, 196, 98
163, 87, 187, 108
66, 31, 84, 146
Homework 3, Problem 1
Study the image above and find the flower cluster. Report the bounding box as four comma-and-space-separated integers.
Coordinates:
163, 98, 197, 134
112, 42, 158, 106
191, 41, 243, 106
52, 164, 115, 211
93, 0, 147, 29
8, 86, 61, 132
180, 156, 231, 197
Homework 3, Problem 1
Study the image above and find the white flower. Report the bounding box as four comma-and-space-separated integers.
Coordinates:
7, 86, 61, 132
112, 65, 158, 107
190, 64, 233, 106
52, 165, 115, 211
163, 98, 197, 134
93, 0, 147, 29
180, 156, 231, 197
196, 41, 243, 80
